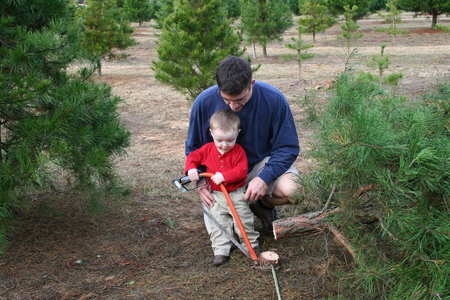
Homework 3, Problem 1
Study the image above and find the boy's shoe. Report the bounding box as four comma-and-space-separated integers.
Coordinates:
213, 255, 229, 266
250, 200, 280, 231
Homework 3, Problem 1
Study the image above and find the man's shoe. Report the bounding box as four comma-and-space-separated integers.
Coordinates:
252, 246, 262, 257
250, 200, 280, 231
213, 255, 229, 266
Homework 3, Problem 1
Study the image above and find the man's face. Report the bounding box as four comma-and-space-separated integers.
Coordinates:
219, 80, 255, 112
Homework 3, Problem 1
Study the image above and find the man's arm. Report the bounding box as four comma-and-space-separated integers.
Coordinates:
258, 101, 300, 185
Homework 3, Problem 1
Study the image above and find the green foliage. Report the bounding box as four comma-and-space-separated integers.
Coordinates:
298, 0, 336, 43
0, 0, 131, 251
124, 0, 156, 25
222, 0, 241, 18
152, 0, 245, 101
338, 5, 364, 47
336, 5, 363, 71
154, 0, 174, 29
326, 0, 373, 20
378, 0, 402, 24
287, 0, 301, 15
369, 0, 387, 12
434, 23, 450, 32
367, 44, 390, 85
284, 25, 314, 79
78, 0, 137, 75
397, 0, 450, 28
376, 0, 405, 42
303, 73, 450, 299
240, 0, 293, 57
366, 43, 403, 92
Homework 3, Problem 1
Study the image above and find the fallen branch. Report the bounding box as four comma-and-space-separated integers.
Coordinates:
273, 208, 342, 240
326, 224, 356, 259
272, 208, 358, 258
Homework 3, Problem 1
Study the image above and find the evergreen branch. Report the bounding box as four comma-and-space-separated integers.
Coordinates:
321, 183, 336, 212
421, 258, 447, 275
418, 223, 450, 237
346, 141, 406, 150
375, 215, 399, 241
0, 38, 15, 49
29, 43, 70, 54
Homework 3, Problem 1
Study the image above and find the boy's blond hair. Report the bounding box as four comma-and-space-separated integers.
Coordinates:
210, 109, 241, 132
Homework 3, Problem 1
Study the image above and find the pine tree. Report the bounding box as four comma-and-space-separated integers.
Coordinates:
0, 0, 130, 250
284, 25, 314, 80
125, 0, 155, 26
240, 0, 293, 57
79, 0, 137, 75
154, 0, 174, 29
152, 0, 244, 101
336, 5, 363, 71
298, 0, 336, 43
301, 73, 450, 298
327, 0, 374, 21
377, 0, 403, 42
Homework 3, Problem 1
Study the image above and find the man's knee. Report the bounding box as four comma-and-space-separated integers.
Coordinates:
273, 172, 299, 198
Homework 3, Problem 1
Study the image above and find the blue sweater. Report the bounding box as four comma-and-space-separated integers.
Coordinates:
185, 81, 300, 185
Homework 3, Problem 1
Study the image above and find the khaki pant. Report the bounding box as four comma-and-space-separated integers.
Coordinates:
208, 186, 260, 256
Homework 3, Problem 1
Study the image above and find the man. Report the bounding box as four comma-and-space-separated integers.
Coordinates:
185, 56, 300, 231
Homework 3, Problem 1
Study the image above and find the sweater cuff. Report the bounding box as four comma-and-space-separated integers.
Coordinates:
258, 171, 273, 187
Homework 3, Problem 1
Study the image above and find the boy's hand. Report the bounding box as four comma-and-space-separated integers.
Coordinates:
187, 169, 199, 182
211, 172, 225, 185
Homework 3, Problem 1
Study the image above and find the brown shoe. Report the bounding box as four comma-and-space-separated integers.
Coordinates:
213, 255, 229, 266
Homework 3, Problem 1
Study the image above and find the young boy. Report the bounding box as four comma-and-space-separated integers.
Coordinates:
185, 109, 260, 266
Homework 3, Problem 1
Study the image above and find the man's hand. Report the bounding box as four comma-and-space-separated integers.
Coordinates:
197, 179, 215, 208
244, 177, 268, 203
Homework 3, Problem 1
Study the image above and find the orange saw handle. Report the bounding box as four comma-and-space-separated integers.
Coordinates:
200, 172, 258, 261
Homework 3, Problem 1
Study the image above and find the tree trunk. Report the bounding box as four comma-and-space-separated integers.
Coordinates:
252, 42, 257, 59
431, 9, 438, 29
263, 45, 267, 57
273, 208, 342, 240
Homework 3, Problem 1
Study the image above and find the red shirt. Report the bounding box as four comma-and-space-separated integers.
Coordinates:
184, 142, 248, 192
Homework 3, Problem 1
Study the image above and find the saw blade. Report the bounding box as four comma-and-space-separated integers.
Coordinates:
200, 206, 251, 259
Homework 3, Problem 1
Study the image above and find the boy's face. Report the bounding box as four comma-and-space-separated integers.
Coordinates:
210, 128, 239, 154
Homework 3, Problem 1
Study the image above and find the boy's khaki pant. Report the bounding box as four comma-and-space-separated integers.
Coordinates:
209, 186, 260, 256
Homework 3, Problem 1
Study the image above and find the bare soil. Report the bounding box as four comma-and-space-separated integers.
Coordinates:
1, 13, 449, 299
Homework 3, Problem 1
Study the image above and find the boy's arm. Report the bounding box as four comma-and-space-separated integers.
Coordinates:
221, 146, 248, 184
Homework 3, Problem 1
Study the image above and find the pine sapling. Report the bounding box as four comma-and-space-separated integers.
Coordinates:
376, 0, 404, 43
284, 25, 314, 80
337, 5, 363, 72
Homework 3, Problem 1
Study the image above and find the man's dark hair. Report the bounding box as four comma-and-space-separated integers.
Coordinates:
216, 56, 252, 95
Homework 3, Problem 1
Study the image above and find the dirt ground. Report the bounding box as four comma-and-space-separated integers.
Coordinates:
1, 13, 449, 299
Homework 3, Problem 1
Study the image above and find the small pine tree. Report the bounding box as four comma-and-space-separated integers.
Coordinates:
79, 0, 137, 75
298, 0, 336, 43
284, 25, 314, 80
124, 0, 155, 26
337, 5, 363, 71
366, 43, 390, 86
240, 0, 293, 57
376, 0, 403, 42
152, 0, 245, 101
